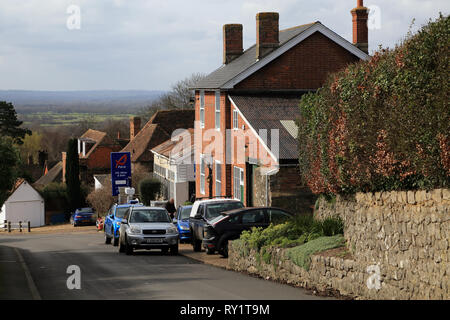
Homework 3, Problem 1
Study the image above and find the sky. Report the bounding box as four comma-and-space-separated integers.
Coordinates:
0, 0, 448, 91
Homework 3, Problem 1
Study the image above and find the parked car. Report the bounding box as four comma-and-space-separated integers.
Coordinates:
189, 199, 244, 253
70, 208, 96, 227
104, 202, 143, 246
118, 206, 179, 255
202, 207, 293, 257
173, 205, 192, 243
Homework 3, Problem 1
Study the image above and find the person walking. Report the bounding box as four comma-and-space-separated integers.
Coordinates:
165, 198, 176, 220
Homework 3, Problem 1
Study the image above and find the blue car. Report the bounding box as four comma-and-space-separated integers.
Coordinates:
70, 208, 96, 227
104, 202, 143, 246
174, 205, 192, 243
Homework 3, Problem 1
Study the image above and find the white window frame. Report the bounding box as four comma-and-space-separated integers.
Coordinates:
233, 166, 244, 201
215, 160, 222, 197
200, 154, 205, 194
215, 90, 221, 130
200, 90, 205, 129
233, 109, 239, 130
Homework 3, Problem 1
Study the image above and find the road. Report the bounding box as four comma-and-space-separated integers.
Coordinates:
0, 232, 330, 300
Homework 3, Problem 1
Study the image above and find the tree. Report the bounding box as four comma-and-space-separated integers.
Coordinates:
0, 101, 31, 145
86, 180, 114, 218
0, 137, 20, 207
139, 73, 206, 121
65, 139, 83, 212
18, 131, 43, 165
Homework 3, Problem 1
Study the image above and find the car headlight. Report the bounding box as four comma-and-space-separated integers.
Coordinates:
180, 225, 189, 231
129, 226, 141, 234
166, 226, 178, 234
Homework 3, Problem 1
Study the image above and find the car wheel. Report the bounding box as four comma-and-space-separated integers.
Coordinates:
206, 247, 215, 255
125, 237, 133, 255
104, 231, 111, 244
170, 245, 179, 255
218, 236, 229, 258
113, 235, 119, 247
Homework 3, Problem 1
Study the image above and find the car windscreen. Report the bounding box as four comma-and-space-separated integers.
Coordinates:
179, 207, 192, 220
130, 209, 171, 223
115, 207, 129, 219
205, 202, 244, 220
78, 208, 93, 213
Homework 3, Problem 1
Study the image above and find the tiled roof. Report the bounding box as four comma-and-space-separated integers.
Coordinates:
79, 129, 118, 159
151, 128, 194, 159
229, 93, 304, 160
192, 23, 316, 89
34, 161, 63, 186
121, 110, 195, 163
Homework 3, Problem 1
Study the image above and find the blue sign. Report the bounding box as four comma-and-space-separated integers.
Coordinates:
110, 152, 132, 196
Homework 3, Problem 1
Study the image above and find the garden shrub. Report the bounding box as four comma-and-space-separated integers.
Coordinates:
286, 235, 346, 271
298, 15, 450, 195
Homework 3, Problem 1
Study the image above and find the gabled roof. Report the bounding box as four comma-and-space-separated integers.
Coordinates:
229, 93, 304, 161
193, 22, 370, 90
121, 110, 195, 163
151, 128, 194, 160
34, 161, 63, 187
79, 129, 118, 159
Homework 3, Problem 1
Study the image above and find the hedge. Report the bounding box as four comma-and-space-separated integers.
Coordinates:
297, 15, 450, 194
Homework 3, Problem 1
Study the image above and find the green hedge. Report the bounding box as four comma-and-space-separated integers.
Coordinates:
297, 15, 450, 194
139, 178, 162, 206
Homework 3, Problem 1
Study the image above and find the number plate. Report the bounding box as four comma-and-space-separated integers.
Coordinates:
146, 238, 163, 244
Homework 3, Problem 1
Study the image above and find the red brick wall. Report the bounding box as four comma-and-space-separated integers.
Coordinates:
86, 145, 122, 170
235, 32, 360, 90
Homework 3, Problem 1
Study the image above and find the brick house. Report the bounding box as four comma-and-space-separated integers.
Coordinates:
61, 129, 123, 185
121, 110, 195, 173
192, 1, 370, 212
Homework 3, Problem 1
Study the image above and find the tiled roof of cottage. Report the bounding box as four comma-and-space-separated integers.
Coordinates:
34, 161, 63, 187
151, 128, 194, 159
79, 129, 118, 159
121, 110, 195, 163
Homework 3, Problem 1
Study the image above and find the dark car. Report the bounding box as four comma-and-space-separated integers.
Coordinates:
189, 199, 244, 253
70, 208, 96, 227
173, 205, 192, 243
202, 207, 293, 257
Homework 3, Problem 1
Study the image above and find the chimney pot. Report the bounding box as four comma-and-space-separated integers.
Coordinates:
223, 24, 243, 64
256, 12, 279, 60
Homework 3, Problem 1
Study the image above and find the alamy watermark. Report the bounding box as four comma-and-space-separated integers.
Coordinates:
66, 265, 81, 290
66, 5, 81, 30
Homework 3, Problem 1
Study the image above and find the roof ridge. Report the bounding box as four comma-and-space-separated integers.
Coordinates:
279, 21, 317, 33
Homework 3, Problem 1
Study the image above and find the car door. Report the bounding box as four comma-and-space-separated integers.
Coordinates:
241, 209, 269, 231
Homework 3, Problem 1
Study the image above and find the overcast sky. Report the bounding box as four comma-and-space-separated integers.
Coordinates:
0, 0, 448, 91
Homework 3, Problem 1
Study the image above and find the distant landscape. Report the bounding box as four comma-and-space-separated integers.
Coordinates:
0, 90, 165, 127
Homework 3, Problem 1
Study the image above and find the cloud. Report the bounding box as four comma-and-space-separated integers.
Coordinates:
0, 0, 448, 90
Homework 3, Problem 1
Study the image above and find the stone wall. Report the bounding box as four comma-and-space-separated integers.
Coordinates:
228, 188, 449, 300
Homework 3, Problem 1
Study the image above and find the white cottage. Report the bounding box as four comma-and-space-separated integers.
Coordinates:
0, 179, 45, 228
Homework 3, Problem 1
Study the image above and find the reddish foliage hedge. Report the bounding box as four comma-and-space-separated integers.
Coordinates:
298, 15, 450, 194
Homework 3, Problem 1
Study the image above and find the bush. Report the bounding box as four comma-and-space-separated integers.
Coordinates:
298, 15, 450, 195
239, 214, 344, 251
139, 178, 161, 205
86, 181, 115, 218
286, 235, 346, 270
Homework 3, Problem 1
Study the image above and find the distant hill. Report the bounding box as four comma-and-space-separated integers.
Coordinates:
0, 90, 165, 114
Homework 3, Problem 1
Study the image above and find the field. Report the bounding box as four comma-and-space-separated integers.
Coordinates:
19, 111, 135, 127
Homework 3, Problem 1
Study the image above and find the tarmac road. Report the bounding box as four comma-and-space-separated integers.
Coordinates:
0, 232, 331, 300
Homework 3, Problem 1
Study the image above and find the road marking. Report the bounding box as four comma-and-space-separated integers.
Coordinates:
14, 248, 42, 300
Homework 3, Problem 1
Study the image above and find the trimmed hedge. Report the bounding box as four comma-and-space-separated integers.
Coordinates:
297, 15, 450, 194
139, 178, 162, 206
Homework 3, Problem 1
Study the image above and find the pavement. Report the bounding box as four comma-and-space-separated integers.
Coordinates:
0, 226, 331, 300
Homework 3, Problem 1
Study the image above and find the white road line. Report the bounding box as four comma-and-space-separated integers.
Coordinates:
14, 248, 42, 300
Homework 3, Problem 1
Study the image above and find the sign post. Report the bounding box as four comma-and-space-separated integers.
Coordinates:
111, 152, 132, 198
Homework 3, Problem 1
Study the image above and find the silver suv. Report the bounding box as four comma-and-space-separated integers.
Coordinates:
118, 206, 179, 255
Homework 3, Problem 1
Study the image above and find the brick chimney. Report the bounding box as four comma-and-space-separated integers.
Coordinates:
256, 12, 279, 60
223, 24, 243, 64
130, 117, 141, 140
351, 0, 369, 54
